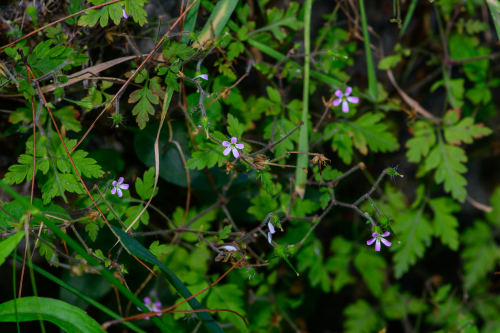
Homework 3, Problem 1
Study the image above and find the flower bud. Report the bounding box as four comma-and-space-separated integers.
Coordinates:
387, 168, 403, 178
372, 225, 382, 234
274, 244, 299, 276
112, 113, 123, 127
270, 214, 283, 231
378, 215, 390, 226
200, 116, 209, 138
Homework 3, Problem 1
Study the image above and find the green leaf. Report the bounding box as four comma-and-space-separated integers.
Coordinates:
255, 3, 303, 42
227, 113, 244, 138
85, 222, 99, 242
343, 300, 383, 333
219, 225, 232, 241
296, 240, 331, 292
248, 188, 278, 221
128, 84, 159, 129
443, 111, 492, 145
27, 40, 69, 74
257, 171, 274, 195
196, 0, 239, 45
381, 285, 427, 319
391, 207, 433, 278
185, 141, 226, 170
0, 232, 24, 266
354, 249, 386, 297
135, 167, 159, 200
109, 225, 224, 333
377, 54, 402, 70
425, 138, 467, 202
0, 297, 102, 333
348, 112, 399, 155
149, 240, 171, 258
0, 197, 71, 229
162, 41, 196, 61
406, 121, 436, 163
124, 0, 148, 26
124, 205, 149, 229
207, 284, 248, 332
486, 187, 500, 226
429, 197, 460, 251
53, 106, 82, 132
462, 221, 499, 289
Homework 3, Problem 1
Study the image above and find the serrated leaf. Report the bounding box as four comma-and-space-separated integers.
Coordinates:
162, 41, 196, 61
429, 197, 460, 251
348, 112, 399, 155
296, 240, 330, 292
135, 167, 158, 200
261, 3, 303, 42
149, 240, 171, 258
0, 197, 71, 229
185, 141, 227, 170
443, 113, 492, 145
124, 205, 149, 229
41, 173, 85, 204
354, 249, 386, 297
227, 113, 244, 138
377, 54, 402, 70
462, 221, 499, 289
53, 106, 82, 132
218, 225, 232, 242
425, 140, 467, 202
257, 171, 273, 194
124, 0, 148, 26
129, 84, 159, 129
207, 284, 247, 332
391, 207, 433, 278
406, 121, 436, 163
343, 300, 383, 333
85, 222, 99, 242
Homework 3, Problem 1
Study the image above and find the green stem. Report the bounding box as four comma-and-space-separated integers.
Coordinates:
294, 0, 313, 197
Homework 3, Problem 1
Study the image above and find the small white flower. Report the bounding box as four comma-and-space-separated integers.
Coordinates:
267, 221, 276, 245
218, 245, 237, 252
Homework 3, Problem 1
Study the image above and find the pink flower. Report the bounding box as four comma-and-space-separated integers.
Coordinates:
194, 74, 208, 80
222, 137, 244, 158
122, 9, 129, 19
267, 221, 276, 244
333, 87, 359, 113
367, 232, 392, 251
111, 177, 129, 197
137, 297, 162, 320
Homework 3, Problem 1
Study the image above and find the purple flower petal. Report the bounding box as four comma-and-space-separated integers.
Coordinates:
111, 188, 117, 195
367, 237, 376, 245
347, 96, 359, 104
231, 137, 238, 144
381, 231, 390, 237
223, 147, 231, 156
154, 302, 162, 308
334, 90, 343, 98
195, 74, 208, 80
372, 232, 379, 237
268, 222, 275, 234
222, 141, 230, 147
219, 245, 237, 251
123, 9, 129, 19
117, 189, 123, 197
345, 87, 352, 96
380, 238, 392, 247
235, 143, 244, 149
232, 148, 239, 158
145, 317, 150, 320
137, 307, 141, 311
333, 98, 342, 107
144, 297, 151, 304
112, 181, 117, 187
120, 184, 129, 190
118, 177, 124, 183
342, 101, 349, 113
268, 232, 273, 244
375, 239, 381, 251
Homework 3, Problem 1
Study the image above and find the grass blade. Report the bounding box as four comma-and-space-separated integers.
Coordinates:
11, 253, 146, 333
294, 0, 313, 197
359, 0, 377, 100
195, 0, 239, 45
181, 0, 201, 44
399, 0, 418, 36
